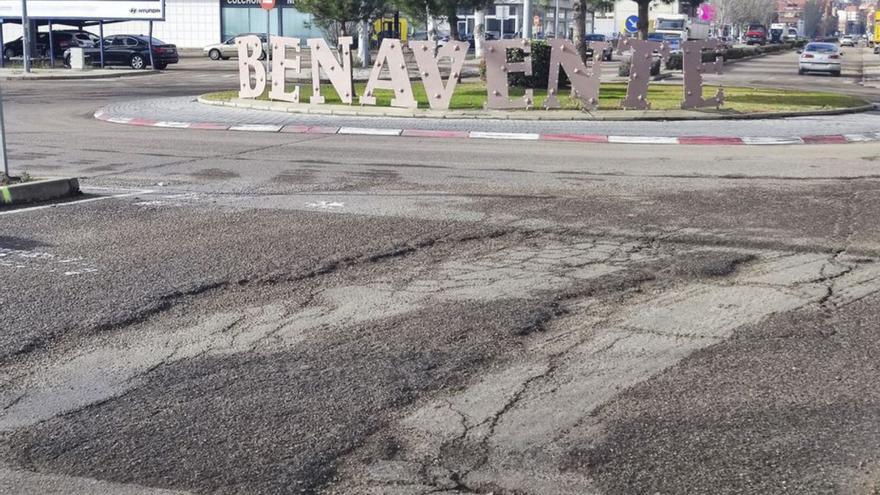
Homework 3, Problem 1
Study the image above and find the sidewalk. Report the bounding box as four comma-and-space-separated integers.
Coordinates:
1, 67, 159, 80
861, 49, 880, 89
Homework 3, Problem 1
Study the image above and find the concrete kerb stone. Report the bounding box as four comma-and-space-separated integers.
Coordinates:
0, 178, 80, 206
93, 104, 880, 147
197, 95, 877, 123
2, 69, 161, 81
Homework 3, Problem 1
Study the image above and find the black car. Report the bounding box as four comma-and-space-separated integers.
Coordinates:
584, 34, 613, 61
70, 35, 178, 69
3, 30, 97, 59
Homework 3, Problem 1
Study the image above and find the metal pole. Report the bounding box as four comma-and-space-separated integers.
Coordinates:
1, 21, 5, 69
0, 85, 8, 177
148, 21, 155, 68
266, 9, 270, 62
554, 0, 559, 38
48, 19, 54, 66
21, 0, 30, 73
99, 21, 104, 68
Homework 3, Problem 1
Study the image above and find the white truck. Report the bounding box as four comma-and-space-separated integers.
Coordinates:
653, 13, 710, 41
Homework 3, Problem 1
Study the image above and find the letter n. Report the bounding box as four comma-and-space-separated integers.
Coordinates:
306, 37, 354, 104
544, 39, 606, 111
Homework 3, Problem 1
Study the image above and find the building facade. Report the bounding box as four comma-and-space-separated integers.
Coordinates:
2, 0, 322, 48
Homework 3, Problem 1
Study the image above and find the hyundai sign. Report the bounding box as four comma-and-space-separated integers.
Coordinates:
0, 0, 166, 20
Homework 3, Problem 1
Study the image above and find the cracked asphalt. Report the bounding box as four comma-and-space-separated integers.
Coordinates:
1, 51, 880, 494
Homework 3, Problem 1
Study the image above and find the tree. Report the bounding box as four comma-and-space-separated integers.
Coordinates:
398, 0, 493, 40
297, 0, 389, 38
803, 0, 823, 38
631, 0, 674, 40
573, 0, 614, 61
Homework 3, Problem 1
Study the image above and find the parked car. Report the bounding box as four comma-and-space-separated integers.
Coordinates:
839, 35, 855, 47
583, 34, 613, 61
745, 24, 767, 45
203, 34, 268, 60
798, 42, 842, 76
3, 30, 98, 59
66, 35, 178, 69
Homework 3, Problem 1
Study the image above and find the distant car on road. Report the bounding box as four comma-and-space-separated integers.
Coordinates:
745, 24, 767, 45
798, 42, 842, 76
584, 34, 613, 61
204, 34, 268, 61
839, 35, 855, 47
66, 35, 178, 69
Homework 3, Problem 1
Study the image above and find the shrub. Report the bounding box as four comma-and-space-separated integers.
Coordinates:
506, 40, 570, 88
665, 50, 720, 70
618, 56, 661, 77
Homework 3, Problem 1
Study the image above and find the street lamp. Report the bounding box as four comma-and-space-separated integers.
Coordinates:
554, 0, 559, 37
21, 0, 30, 73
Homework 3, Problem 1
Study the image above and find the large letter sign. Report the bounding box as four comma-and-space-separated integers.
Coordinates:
307, 37, 354, 105
484, 39, 534, 110
409, 40, 469, 111
544, 39, 607, 111
270, 37, 302, 103
236, 36, 726, 112
619, 38, 668, 110
361, 38, 417, 109
237, 35, 267, 99
680, 39, 724, 109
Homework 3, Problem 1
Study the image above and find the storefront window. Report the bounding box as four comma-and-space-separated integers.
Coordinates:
281, 9, 320, 39
222, 7, 279, 39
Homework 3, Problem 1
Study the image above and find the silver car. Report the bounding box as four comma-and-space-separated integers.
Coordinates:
203, 34, 267, 61
798, 42, 842, 76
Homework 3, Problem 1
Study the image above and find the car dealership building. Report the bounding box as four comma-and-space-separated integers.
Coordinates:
1, 0, 323, 49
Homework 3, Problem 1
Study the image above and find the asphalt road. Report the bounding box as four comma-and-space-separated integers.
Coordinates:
1, 47, 879, 495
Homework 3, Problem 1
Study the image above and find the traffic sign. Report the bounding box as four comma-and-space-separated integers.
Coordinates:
625, 15, 639, 34
261, 0, 275, 10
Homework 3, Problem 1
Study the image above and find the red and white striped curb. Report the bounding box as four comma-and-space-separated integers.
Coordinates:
94, 110, 880, 146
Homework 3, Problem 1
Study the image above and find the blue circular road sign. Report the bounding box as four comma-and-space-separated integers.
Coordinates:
625, 15, 639, 33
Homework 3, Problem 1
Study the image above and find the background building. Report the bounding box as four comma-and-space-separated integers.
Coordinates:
2, 0, 322, 48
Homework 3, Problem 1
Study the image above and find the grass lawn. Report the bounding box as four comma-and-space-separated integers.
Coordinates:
202, 82, 866, 113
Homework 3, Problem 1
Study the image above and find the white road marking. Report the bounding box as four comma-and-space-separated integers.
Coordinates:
229, 124, 283, 132
843, 132, 880, 143
741, 136, 805, 145
338, 127, 403, 136
306, 201, 345, 210
607, 135, 679, 144
154, 121, 192, 128
469, 131, 541, 141
0, 189, 154, 216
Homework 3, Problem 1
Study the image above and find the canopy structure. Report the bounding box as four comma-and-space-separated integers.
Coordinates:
0, 1, 165, 69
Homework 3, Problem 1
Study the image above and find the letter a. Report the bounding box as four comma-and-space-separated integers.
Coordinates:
409, 40, 469, 110
237, 35, 266, 99
361, 38, 417, 108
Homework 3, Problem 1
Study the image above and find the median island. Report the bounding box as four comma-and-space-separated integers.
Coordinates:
202, 36, 868, 121
202, 83, 866, 116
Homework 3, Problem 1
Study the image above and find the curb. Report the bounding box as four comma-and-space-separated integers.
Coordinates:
197, 96, 875, 122
0, 178, 81, 206
2, 70, 160, 81
93, 108, 880, 146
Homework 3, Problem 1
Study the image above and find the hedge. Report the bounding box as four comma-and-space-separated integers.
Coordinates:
479, 40, 571, 88
618, 57, 661, 77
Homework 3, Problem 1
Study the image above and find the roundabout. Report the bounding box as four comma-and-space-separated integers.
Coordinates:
96, 94, 880, 145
